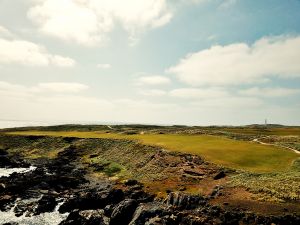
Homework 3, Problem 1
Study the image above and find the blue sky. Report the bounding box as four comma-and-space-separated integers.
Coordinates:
0, 0, 300, 125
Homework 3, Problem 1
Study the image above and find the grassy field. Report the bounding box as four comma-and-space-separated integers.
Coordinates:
7, 130, 299, 173
209, 127, 300, 136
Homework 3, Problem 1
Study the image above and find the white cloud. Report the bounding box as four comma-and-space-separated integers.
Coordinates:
168, 36, 300, 86
169, 88, 228, 99
0, 81, 88, 97
136, 75, 171, 86
239, 87, 300, 97
0, 81, 33, 99
191, 96, 263, 108
27, 0, 173, 46
0, 26, 75, 67
139, 89, 167, 96
135, 87, 233, 98
50, 55, 76, 67
34, 82, 89, 93
0, 25, 14, 38
97, 63, 111, 69
0, 81, 27, 92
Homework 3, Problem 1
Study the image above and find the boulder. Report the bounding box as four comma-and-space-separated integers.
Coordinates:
126, 190, 155, 203
213, 171, 226, 180
59, 209, 109, 225
103, 204, 114, 217
129, 202, 167, 225
14, 201, 30, 217
166, 192, 206, 210
110, 199, 138, 225
59, 188, 124, 213
124, 179, 138, 186
0, 148, 8, 155
0, 155, 16, 167
0, 195, 13, 210
34, 195, 57, 215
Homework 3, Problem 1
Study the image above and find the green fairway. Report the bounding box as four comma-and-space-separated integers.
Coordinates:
7, 131, 299, 173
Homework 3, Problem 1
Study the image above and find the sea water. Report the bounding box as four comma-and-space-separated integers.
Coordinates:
0, 200, 68, 225
0, 166, 37, 178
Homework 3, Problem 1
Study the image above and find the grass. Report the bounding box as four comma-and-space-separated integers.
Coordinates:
7, 131, 299, 173
24, 148, 62, 159
230, 171, 300, 202
90, 157, 124, 177
213, 127, 300, 136
229, 157, 300, 203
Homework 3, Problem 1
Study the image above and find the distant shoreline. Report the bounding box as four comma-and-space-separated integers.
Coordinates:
1, 119, 299, 129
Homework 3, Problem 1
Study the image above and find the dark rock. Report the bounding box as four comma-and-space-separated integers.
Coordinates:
124, 179, 138, 186
60, 209, 109, 225
14, 202, 28, 217
213, 171, 226, 180
59, 188, 124, 213
208, 205, 221, 217
34, 195, 57, 215
60, 209, 81, 224
110, 199, 138, 225
0, 148, 8, 155
129, 185, 144, 191
107, 189, 125, 204
180, 214, 209, 225
103, 204, 114, 217
166, 192, 206, 210
13, 199, 38, 217
0, 195, 13, 210
0, 155, 16, 167
220, 210, 244, 225
59, 193, 103, 213
0, 182, 6, 192
149, 214, 179, 225
129, 202, 167, 225
127, 190, 155, 203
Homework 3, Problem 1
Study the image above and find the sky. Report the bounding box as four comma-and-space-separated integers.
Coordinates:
0, 0, 300, 126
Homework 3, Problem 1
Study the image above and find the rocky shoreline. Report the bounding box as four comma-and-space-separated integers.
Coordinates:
0, 135, 300, 225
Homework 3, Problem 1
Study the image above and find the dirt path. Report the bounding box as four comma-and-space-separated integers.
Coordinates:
253, 138, 300, 154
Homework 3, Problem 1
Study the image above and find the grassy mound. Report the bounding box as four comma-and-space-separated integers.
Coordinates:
7, 131, 299, 173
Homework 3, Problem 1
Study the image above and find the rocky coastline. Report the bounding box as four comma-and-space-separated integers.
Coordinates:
0, 134, 299, 225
